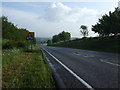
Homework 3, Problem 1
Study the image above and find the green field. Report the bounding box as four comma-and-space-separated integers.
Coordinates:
2, 46, 55, 88
51, 35, 120, 53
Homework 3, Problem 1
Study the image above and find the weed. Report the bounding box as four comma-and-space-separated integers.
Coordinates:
2, 46, 55, 88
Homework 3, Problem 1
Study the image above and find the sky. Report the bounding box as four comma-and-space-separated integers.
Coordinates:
1, 1, 119, 38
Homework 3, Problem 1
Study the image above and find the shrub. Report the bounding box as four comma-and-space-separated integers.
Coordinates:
2, 40, 14, 49
15, 41, 26, 48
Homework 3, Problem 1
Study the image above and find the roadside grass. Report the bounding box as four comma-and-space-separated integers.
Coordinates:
51, 35, 120, 53
0, 38, 2, 88
2, 49, 22, 67
2, 45, 55, 88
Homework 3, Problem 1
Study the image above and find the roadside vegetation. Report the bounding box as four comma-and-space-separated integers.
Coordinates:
48, 7, 120, 53
51, 35, 120, 53
47, 31, 71, 45
2, 46, 55, 88
2, 16, 55, 88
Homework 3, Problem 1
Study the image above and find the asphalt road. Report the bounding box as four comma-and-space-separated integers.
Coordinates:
41, 45, 120, 89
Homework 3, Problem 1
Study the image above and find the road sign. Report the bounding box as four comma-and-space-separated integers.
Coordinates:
26, 32, 34, 40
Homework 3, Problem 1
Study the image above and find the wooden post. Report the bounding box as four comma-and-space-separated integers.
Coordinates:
31, 41, 32, 50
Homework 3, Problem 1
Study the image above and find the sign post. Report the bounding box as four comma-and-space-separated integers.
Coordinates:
26, 32, 34, 50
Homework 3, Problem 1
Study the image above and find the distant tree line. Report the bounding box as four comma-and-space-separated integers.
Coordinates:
92, 8, 120, 36
47, 31, 71, 45
48, 7, 120, 46
52, 31, 71, 43
1, 16, 35, 49
47, 40, 52, 45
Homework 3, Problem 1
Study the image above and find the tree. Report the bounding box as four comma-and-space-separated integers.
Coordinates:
80, 25, 88, 38
58, 32, 63, 41
52, 35, 59, 43
64, 32, 71, 41
2, 16, 31, 49
47, 40, 52, 45
58, 31, 70, 41
52, 31, 71, 43
92, 8, 120, 36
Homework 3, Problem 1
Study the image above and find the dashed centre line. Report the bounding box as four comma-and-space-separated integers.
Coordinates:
100, 59, 120, 67
73, 52, 94, 57
42, 47, 95, 90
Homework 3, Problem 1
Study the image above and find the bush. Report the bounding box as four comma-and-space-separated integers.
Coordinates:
2, 39, 28, 49
15, 41, 26, 48
2, 40, 14, 49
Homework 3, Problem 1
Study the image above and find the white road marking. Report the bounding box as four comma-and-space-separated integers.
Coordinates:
100, 59, 120, 67
73, 53, 94, 57
42, 47, 94, 90
41, 49, 66, 88
73, 52, 81, 55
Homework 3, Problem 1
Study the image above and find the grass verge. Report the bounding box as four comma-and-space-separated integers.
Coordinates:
2, 46, 55, 88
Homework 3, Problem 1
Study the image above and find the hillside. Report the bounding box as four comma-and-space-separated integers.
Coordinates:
2, 16, 55, 88
2, 16, 30, 49
36, 37, 52, 44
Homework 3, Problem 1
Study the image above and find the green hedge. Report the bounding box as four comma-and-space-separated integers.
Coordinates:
51, 35, 120, 53
2, 39, 29, 49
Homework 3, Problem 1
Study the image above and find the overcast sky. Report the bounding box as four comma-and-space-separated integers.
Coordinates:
1, 1, 119, 38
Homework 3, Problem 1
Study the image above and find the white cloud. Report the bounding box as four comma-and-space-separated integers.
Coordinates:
118, 1, 120, 9
3, 7, 39, 30
2, 2, 116, 38
41, 2, 115, 25
2, 6, 64, 37
42, 2, 100, 23
3, 7, 38, 25
0, 8, 2, 17
43, 2, 72, 22
2, 0, 120, 2
0, 3, 2, 17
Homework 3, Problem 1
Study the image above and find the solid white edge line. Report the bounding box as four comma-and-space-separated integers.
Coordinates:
42, 47, 95, 90
41, 49, 66, 88
100, 59, 120, 67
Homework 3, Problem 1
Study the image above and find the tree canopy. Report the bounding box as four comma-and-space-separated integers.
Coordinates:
2, 16, 29, 41
2, 16, 33, 49
52, 31, 71, 43
92, 8, 120, 36
47, 40, 52, 45
80, 25, 88, 38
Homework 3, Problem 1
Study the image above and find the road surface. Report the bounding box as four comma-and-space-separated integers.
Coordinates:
41, 46, 120, 89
